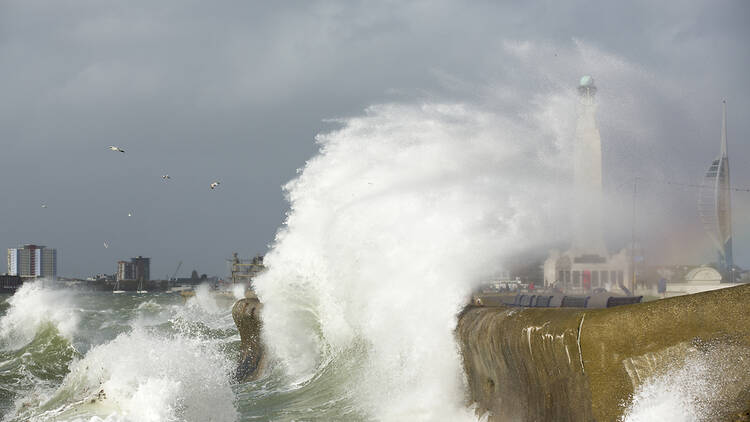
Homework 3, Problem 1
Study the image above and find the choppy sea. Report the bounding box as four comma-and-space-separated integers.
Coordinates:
0, 282, 368, 421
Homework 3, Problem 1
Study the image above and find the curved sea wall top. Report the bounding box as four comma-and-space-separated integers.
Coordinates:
457, 284, 750, 421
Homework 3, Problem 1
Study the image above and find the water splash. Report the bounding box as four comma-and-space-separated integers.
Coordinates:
622, 358, 714, 421
185, 284, 225, 315
231, 283, 246, 300
171, 284, 236, 334
8, 327, 237, 422
2, 288, 240, 422
0, 281, 79, 351
254, 100, 574, 420
621, 343, 750, 422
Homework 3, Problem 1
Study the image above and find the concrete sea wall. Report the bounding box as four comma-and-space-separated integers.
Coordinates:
458, 284, 750, 421
232, 285, 750, 419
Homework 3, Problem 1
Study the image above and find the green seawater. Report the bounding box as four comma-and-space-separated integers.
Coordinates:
0, 282, 362, 422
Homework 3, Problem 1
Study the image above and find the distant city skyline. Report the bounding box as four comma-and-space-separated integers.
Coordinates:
0, 2, 748, 277
3, 242, 228, 279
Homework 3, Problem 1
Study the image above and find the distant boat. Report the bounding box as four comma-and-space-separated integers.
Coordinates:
136, 279, 148, 294
113, 279, 125, 294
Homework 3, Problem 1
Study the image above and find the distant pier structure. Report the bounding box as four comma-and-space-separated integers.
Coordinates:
228, 253, 265, 287
699, 100, 735, 282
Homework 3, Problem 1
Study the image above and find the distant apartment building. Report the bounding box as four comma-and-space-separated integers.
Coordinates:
7, 244, 57, 279
132, 256, 150, 282
116, 256, 150, 282
117, 261, 135, 281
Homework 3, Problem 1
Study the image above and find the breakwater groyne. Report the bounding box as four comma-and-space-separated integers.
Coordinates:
232, 296, 265, 381
459, 284, 750, 421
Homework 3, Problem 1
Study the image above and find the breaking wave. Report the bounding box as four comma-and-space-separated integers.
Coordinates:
254, 100, 574, 420
1, 285, 239, 422
10, 328, 237, 422
0, 281, 79, 351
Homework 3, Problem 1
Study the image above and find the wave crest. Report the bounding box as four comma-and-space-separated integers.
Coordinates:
0, 281, 79, 351
255, 100, 571, 420
9, 327, 236, 422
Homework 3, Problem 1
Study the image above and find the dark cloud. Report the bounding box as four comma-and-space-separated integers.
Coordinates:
0, 1, 748, 277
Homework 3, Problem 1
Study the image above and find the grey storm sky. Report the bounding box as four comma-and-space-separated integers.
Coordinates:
0, 1, 748, 278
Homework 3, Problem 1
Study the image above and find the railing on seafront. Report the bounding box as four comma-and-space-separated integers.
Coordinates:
499, 293, 642, 309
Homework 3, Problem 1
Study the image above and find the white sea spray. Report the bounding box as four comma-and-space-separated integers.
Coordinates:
47, 327, 237, 422
0, 280, 79, 350
621, 344, 749, 422
1, 288, 239, 422
254, 100, 576, 421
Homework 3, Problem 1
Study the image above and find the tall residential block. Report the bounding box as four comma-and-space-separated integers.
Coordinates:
117, 260, 135, 281
7, 244, 57, 279
132, 256, 150, 283
116, 256, 150, 282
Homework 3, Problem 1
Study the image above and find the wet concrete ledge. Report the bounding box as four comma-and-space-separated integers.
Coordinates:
232, 286, 750, 419
458, 284, 750, 421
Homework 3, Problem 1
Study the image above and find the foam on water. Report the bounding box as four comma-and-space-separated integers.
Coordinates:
0, 280, 79, 351
254, 101, 575, 420
0, 283, 241, 421
9, 327, 237, 422
4, 293, 238, 422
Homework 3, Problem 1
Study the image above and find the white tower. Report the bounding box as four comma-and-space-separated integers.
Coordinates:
572, 75, 607, 256
699, 100, 734, 281
544, 77, 632, 294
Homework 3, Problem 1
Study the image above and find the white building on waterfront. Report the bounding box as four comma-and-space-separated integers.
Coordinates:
664, 266, 744, 297
7, 244, 57, 279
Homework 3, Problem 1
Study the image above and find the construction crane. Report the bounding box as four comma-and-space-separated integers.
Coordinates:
171, 261, 182, 281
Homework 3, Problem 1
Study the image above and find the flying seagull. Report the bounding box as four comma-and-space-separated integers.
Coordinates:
108, 146, 125, 153
210, 181, 220, 190
41, 203, 47, 208
128, 212, 133, 217
103, 242, 109, 249
162, 174, 170, 180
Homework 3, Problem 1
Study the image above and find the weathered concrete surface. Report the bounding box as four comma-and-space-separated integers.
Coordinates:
458, 284, 750, 421
232, 296, 265, 381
